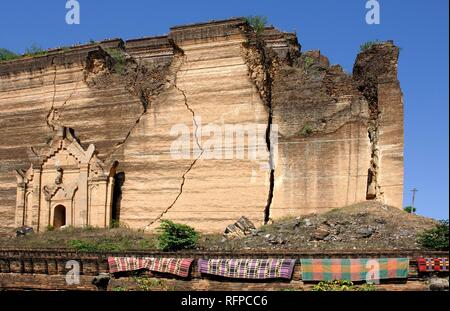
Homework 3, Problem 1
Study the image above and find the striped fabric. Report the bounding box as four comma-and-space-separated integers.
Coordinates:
108, 257, 194, 277
300, 258, 409, 281
198, 259, 296, 280
417, 257, 449, 272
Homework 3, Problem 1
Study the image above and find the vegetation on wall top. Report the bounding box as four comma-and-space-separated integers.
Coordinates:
245, 15, 268, 35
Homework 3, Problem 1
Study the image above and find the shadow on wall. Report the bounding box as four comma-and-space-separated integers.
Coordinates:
112, 172, 125, 223
109, 160, 125, 225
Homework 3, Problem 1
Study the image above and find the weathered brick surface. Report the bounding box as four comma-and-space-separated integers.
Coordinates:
0, 19, 404, 234
0, 249, 446, 291
0, 273, 97, 290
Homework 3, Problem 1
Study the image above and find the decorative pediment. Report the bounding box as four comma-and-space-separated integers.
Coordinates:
27, 127, 108, 177
39, 128, 101, 167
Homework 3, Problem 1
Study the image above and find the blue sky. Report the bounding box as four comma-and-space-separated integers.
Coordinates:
0, 0, 448, 219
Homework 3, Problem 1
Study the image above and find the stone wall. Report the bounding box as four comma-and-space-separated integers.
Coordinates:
0, 18, 404, 233
0, 249, 441, 291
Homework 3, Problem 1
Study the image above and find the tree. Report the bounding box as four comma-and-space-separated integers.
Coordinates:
0, 48, 18, 61
403, 206, 416, 213
417, 220, 449, 250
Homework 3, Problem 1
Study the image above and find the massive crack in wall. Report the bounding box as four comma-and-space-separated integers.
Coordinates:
0, 18, 404, 234
119, 20, 271, 232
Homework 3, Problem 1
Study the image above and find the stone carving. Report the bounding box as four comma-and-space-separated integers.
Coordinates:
54, 167, 63, 185
14, 127, 115, 231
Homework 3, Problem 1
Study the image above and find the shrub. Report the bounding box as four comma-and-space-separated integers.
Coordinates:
304, 56, 315, 69
104, 48, 128, 74
403, 206, 416, 213
0, 48, 19, 62
157, 220, 199, 251
417, 220, 449, 250
311, 280, 376, 291
245, 16, 268, 34
132, 276, 169, 291
300, 123, 313, 136
360, 40, 381, 52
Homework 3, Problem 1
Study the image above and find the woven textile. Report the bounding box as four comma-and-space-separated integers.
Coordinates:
108, 257, 194, 277
300, 258, 409, 281
197, 259, 296, 280
417, 257, 449, 272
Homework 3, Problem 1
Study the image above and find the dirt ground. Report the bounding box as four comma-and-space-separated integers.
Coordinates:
0, 201, 439, 251
202, 201, 439, 251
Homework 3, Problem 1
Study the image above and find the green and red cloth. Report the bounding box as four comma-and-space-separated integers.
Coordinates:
108, 257, 194, 277
300, 258, 409, 281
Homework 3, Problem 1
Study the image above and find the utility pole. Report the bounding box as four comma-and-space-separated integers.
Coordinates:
411, 188, 418, 214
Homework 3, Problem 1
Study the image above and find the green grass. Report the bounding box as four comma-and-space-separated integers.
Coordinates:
0, 226, 157, 251
360, 40, 382, 52
312, 280, 376, 291
23, 44, 48, 57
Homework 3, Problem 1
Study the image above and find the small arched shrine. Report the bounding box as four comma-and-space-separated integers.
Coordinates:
14, 127, 114, 231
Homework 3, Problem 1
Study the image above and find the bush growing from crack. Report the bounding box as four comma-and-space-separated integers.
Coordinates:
104, 48, 128, 74
417, 219, 449, 250
300, 123, 314, 136
245, 15, 268, 35
157, 220, 199, 251
304, 56, 315, 71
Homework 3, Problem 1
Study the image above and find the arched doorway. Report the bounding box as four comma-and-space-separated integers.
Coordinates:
53, 205, 66, 229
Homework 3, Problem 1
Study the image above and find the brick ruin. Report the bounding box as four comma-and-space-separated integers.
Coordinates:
0, 18, 404, 233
